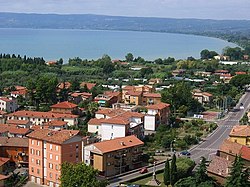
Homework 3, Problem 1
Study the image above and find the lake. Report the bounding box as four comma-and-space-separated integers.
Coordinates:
0, 28, 237, 61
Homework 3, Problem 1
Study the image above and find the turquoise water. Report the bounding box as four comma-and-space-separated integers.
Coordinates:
0, 28, 237, 61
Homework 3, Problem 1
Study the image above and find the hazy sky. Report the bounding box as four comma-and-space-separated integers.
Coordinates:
0, 0, 249, 20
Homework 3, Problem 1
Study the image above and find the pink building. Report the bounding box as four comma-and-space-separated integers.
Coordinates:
27, 129, 83, 187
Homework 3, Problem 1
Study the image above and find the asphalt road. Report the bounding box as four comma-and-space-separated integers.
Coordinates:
108, 89, 250, 187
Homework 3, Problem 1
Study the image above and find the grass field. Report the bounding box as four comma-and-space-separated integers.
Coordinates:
132, 172, 167, 187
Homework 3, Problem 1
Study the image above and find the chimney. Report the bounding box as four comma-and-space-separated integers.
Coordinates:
120, 141, 125, 146
69, 131, 72, 137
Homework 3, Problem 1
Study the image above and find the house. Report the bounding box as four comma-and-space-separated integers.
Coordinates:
148, 78, 162, 85
80, 82, 96, 91
194, 71, 212, 77
84, 135, 144, 177
10, 88, 28, 98
214, 55, 230, 61
192, 90, 213, 104
218, 139, 250, 166
235, 71, 247, 75
207, 155, 231, 185
6, 119, 32, 128
89, 108, 145, 140
0, 137, 28, 166
0, 97, 18, 113
229, 125, 250, 146
214, 70, 229, 75
50, 101, 78, 114
172, 69, 186, 77
0, 157, 10, 187
94, 91, 121, 107
144, 102, 170, 131
7, 110, 78, 126
0, 124, 32, 138
57, 82, 71, 90
69, 92, 92, 104
142, 93, 161, 105
27, 129, 84, 187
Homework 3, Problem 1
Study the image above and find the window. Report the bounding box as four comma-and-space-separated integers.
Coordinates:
96, 126, 99, 129
49, 163, 53, 169
55, 165, 59, 171
31, 140, 34, 145
31, 167, 34, 172
37, 141, 40, 146
234, 139, 237, 143
30, 148, 34, 154
50, 172, 52, 178
55, 146, 59, 151
76, 144, 79, 149
56, 174, 58, 180
36, 159, 40, 165
36, 150, 40, 156
50, 144, 53, 150
111, 125, 113, 129
37, 169, 40, 174
50, 154, 52, 159
55, 155, 59, 161
111, 133, 113, 137
107, 162, 111, 166
31, 158, 34, 163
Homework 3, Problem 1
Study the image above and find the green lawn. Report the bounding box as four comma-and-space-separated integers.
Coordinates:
133, 172, 168, 187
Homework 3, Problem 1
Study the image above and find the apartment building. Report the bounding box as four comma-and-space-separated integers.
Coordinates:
84, 135, 144, 177
7, 110, 78, 126
142, 93, 161, 106
94, 91, 121, 107
144, 102, 170, 131
229, 125, 250, 146
27, 129, 83, 187
69, 92, 92, 104
192, 89, 213, 105
50, 101, 78, 114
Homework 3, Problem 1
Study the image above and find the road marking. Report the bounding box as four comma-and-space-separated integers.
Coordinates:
195, 148, 218, 151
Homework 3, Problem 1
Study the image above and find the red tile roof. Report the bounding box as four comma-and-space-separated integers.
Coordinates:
122, 85, 135, 90
0, 137, 28, 147
230, 125, 250, 137
202, 92, 213, 97
143, 93, 161, 98
147, 102, 170, 110
240, 146, 250, 161
80, 82, 96, 90
0, 174, 9, 180
57, 82, 71, 89
51, 101, 77, 109
27, 129, 80, 144
11, 89, 27, 95
126, 91, 142, 96
215, 70, 229, 73
0, 124, 31, 135
207, 155, 231, 178
92, 135, 144, 154
0, 157, 9, 167
88, 118, 106, 125
15, 86, 27, 91
71, 92, 92, 98
7, 110, 78, 119
0, 110, 7, 115
43, 120, 68, 127
219, 139, 243, 155
0, 97, 12, 102
235, 71, 247, 75
103, 117, 130, 125
6, 119, 30, 125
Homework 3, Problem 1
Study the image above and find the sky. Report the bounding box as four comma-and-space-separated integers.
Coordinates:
0, 0, 249, 20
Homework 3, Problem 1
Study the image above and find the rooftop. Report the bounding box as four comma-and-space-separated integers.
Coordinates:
230, 125, 250, 137
92, 135, 144, 154
51, 101, 78, 109
147, 102, 170, 110
207, 155, 231, 178
0, 137, 28, 147
219, 139, 243, 155
0, 157, 9, 167
27, 129, 80, 144
80, 82, 96, 90
6, 119, 30, 125
43, 120, 68, 127
143, 93, 161, 98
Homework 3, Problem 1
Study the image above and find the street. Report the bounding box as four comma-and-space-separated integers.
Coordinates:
108, 89, 250, 186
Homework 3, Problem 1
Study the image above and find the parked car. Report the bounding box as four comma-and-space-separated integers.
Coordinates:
180, 150, 191, 156
139, 167, 148, 174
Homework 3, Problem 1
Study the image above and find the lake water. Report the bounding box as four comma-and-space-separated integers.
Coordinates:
0, 28, 237, 61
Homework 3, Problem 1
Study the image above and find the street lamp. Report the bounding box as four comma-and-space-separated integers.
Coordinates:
170, 139, 176, 153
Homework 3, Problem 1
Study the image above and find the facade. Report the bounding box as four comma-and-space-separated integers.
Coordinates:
27, 129, 83, 187
69, 92, 92, 104
144, 102, 170, 131
50, 101, 78, 114
94, 91, 121, 107
0, 137, 28, 165
7, 110, 78, 126
142, 93, 161, 106
84, 135, 144, 177
229, 125, 250, 146
0, 97, 18, 113
0, 124, 32, 138
192, 90, 213, 104
6, 119, 32, 128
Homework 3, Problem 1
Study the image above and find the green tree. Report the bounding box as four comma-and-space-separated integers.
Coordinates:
240, 112, 249, 125
195, 157, 210, 183
170, 154, 178, 185
70, 78, 80, 91
164, 159, 170, 185
225, 155, 250, 187
140, 67, 153, 78
60, 162, 108, 187
230, 74, 250, 89
125, 53, 134, 62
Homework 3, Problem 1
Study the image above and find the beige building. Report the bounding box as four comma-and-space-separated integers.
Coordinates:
84, 135, 144, 176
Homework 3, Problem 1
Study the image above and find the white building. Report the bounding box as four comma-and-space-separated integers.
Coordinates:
0, 97, 18, 113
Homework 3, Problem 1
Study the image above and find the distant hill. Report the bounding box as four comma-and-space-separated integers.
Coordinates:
1, 12, 250, 43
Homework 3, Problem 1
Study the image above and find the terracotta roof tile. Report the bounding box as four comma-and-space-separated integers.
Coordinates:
80, 82, 96, 90
147, 102, 170, 110
0, 157, 9, 167
126, 91, 142, 96
207, 155, 231, 178
0, 110, 7, 115
215, 70, 229, 73
235, 71, 247, 75
103, 117, 130, 125
93, 135, 144, 154
6, 119, 30, 125
202, 92, 213, 97
143, 93, 161, 98
219, 139, 243, 155
43, 120, 68, 127
7, 110, 78, 119
122, 86, 135, 90
57, 82, 71, 89
88, 118, 106, 125
15, 86, 27, 91
0, 174, 9, 180
71, 92, 92, 97
0, 125, 31, 135
0, 97, 12, 102
26, 129, 80, 144
51, 101, 77, 109
0, 137, 28, 147
240, 146, 250, 161
11, 89, 27, 95
230, 125, 250, 137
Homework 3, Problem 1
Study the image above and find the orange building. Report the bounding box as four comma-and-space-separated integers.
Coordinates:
27, 129, 83, 187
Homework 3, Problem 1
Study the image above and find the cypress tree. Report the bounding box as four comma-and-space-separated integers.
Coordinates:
170, 154, 177, 185
225, 155, 250, 187
164, 159, 170, 185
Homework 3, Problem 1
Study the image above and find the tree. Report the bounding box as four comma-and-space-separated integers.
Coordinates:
240, 112, 249, 125
125, 53, 134, 62
60, 162, 108, 187
70, 78, 80, 91
225, 155, 250, 187
140, 67, 153, 78
201, 49, 211, 59
195, 157, 210, 183
170, 154, 178, 185
230, 74, 250, 89
164, 159, 170, 185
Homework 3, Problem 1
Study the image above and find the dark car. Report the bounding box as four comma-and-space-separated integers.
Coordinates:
139, 167, 148, 174
180, 150, 191, 156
